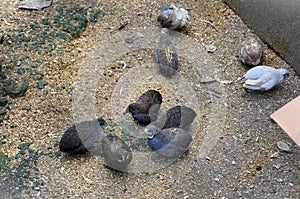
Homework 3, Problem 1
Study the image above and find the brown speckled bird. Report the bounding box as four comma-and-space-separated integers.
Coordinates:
126, 90, 162, 125
157, 4, 189, 30
59, 117, 106, 154
240, 38, 263, 66
101, 134, 132, 171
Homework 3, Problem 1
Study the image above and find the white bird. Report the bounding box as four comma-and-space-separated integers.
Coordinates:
243, 66, 289, 91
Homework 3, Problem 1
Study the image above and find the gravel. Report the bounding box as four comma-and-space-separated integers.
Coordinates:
0, 0, 299, 198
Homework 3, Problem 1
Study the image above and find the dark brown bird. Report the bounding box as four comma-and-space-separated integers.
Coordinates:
59, 117, 106, 154
144, 105, 196, 137
126, 90, 162, 125
101, 134, 132, 171
155, 28, 179, 77
147, 127, 193, 159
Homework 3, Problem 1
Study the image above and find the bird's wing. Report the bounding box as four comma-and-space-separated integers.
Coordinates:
244, 67, 265, 79
244, 70, 280, 90
243, 83, 262, 90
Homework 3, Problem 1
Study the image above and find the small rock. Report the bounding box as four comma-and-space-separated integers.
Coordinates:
18, 0, 53, 10
214, 177, 220, 182
232, 160, 236, 165
206, 89, 224, 98
204, 43, 217, 53
125, 37, 134, 44
136, 31, 144, 38
200, 77, 216, 83
277, 178, 283, 183
277, 141, 291, 152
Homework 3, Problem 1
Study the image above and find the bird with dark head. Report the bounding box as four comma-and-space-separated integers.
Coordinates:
155, 28, 179, 77
59, 117, 106, 154
144, 105, 196, 137
101, 134, 132, 171
126, 90, 163, 125
157, 4, 189, 30
147, 127, 193, 159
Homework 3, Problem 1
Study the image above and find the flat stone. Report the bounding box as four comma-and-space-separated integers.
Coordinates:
18, 0, 53, 10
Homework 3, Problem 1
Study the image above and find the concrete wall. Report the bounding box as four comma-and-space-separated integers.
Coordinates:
224, 0, 300, 76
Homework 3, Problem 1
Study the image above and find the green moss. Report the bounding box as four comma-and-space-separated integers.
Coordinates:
54, 6, 88, 38
0, 97, 7, 106
89, 9, 104, 23
37, 80, 48, 89
0, 151, 10, 171
18, 142, 32, 151
1, 79, 28, 98
108, 120, 149, 152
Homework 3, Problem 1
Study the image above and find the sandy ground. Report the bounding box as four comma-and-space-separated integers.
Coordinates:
0, 0, 300, 198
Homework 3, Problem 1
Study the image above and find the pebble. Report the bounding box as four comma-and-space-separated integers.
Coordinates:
200, 77, 216, 83
18, 0, 53, 10
277, 178, 284, 183
125, 37, 134, 44
136, 31, 144, 38
232, 160, 236, 165
203, 43, 217, 53
277, 141, 291, 152
206, 89, 224, 98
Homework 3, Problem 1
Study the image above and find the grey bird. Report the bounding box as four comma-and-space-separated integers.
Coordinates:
243, 65, 289, 91
126, 90, 162, 125
147, 127, 193, 159
157, 4, 189, 30
101, 134, 132, 171
144, 105, 196, 138
59, 117, 106, 154
155, 28, 179, 77
240, 38, 263, 66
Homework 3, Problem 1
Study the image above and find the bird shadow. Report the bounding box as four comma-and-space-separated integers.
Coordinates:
59, 151, 91, 162
240, 86, 283, 99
